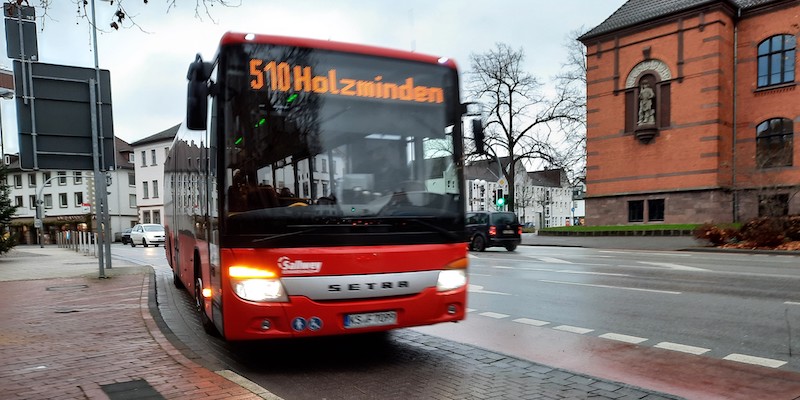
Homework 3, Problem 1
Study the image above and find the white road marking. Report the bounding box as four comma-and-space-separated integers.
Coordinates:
538, 279, 682, 295
493, 266, 513, 269
556, 270, 629, 277
466, 308, 477, 313
723, 354, 787, 368
479, 312, 509, 319
637, 261, 708, 272
599, 250, 691, 257
512, 318, 550, 326
784, 301, 800, 306
468, 284, 512, 296
599, 333, 648, 344
553, 325, 594, 334
529, 256, 572, 264
654, 342, 710, 355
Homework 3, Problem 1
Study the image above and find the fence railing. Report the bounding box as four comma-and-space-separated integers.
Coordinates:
55, 231, 98, 257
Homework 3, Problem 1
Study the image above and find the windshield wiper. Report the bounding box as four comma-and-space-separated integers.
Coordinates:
253, 228, 318, 243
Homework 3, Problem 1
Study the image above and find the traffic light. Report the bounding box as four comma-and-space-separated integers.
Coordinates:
496, 189, 504, 208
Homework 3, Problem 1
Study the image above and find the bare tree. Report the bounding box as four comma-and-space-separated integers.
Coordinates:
467, 42, 583, 212
553, 28, 588, 187
12, 0, 240, 30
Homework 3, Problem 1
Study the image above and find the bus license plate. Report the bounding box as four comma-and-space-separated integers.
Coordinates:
344, 311, 397, 329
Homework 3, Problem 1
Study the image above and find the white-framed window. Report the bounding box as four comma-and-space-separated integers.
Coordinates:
129, 194, 136, 208
152, 180, 159, 198
29, 195, 36, 209
153, 210, 161, 224
128, 172, 135, 186
44, 194, 53, 209
140, 151, 146, 167
74, 192, 83, 207
151, 149, 157, 166
73, 171, 82, 185
59, 193, 68, 208
142, 181, 149, 199
128, 153, 135, 163
58, 171, 67, 185
14, 196, 22, 207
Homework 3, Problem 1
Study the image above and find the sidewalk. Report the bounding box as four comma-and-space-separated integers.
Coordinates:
521, 233, 704, 251
0, 246, 269, 400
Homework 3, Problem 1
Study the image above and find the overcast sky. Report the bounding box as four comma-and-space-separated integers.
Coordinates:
0, 0, 626, 154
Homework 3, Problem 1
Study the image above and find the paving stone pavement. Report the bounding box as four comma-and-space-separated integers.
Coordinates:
0, 245, 685, 399
0, 246, 264, 400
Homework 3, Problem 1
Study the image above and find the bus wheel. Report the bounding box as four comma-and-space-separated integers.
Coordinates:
194, 273, 219, 336
471, 235, 486, 252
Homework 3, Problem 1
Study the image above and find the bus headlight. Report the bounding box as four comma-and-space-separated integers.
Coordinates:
232, 279, 287, 302
437, 269, 467, 292
229, 266, 288, 302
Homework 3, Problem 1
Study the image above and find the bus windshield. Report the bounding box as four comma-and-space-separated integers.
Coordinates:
216, 44, 465, 248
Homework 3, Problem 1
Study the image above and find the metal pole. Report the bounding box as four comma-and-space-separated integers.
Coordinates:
90, 0, 113, 271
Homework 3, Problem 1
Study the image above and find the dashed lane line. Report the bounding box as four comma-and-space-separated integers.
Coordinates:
473, 308, 790, 369
599, 333, 648, 344
723, 353, 787, 368
785, 301, 800, 305
654, 342, 710, 355
538, 279, 682, 295
553, 325, 594, 334
479, 311, 509, 319
512, 318, 550, 327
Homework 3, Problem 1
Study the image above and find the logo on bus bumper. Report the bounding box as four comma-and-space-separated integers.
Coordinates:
278, 256, 322, 274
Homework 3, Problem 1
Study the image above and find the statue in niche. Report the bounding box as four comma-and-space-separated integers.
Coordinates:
637, 81, 655, 126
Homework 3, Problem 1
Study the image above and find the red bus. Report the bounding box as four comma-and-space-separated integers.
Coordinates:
165, 32, 479, 341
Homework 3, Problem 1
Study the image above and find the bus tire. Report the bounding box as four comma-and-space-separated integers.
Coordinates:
195, 260, 219, 337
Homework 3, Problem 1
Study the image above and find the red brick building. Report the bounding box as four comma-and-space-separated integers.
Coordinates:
579, 0, 798, 225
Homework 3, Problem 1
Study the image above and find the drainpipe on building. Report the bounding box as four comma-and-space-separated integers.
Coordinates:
731, 8, 740, 223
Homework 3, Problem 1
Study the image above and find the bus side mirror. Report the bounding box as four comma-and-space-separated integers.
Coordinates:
186, 54, 213, 130
471, 119, 486, 155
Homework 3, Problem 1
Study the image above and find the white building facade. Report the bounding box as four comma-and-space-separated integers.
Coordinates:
464, 157, 573, 230
129, 125, 178, 226
4, 137, 138, 244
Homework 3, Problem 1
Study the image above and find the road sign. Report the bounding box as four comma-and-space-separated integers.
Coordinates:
4, 18, 37, 60
13, 61, 115, 170
34, 218, 42, 229
82, 203, 91, 214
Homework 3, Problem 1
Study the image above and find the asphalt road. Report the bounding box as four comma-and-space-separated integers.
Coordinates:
461, 245, 800, 372
112, 242, 800, 399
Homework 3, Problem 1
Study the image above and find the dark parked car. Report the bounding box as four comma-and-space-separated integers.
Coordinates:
465, 211, 522, 252
120, 228, 132, 245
